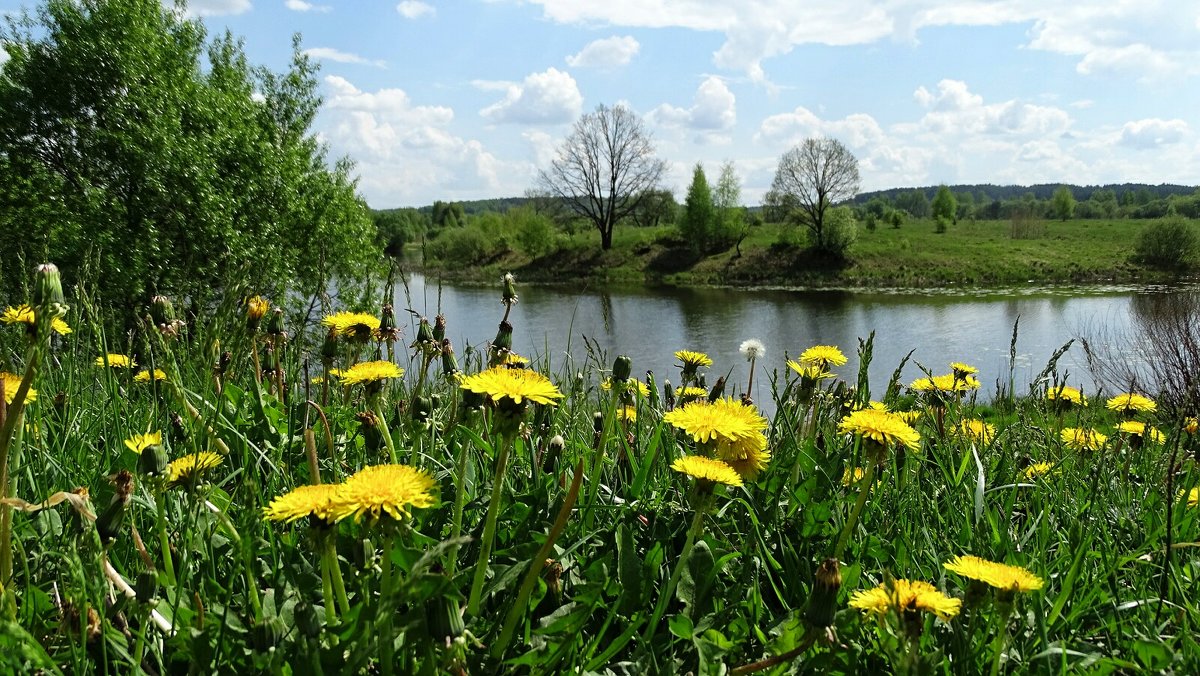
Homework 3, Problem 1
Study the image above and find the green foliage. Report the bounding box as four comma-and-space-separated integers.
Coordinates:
0, 0, 376, 327
373, 208, 429, 257
1051, 186, 1077, 221
819, 206, 858, 255
1134, 216, 1198, 270
930, 185, 957, 224
681, 163, 716, 252
511, 206, 558, 258
895, 189, 930, 218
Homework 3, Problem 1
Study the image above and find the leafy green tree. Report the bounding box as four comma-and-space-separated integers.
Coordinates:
0, 0, 375, 325
629, 189, 677, 228
681, 163, 715, 251
896, 189, 930, 218
931, 185, 957, 224
1134, 216, 1198, 270
1051, 186, 1076, 221
712, 161, 743, 245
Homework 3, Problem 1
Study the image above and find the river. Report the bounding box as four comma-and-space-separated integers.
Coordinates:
392, 274, 1195, 408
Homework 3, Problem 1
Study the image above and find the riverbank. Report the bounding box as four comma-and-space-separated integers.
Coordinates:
418, 218, 1190, 289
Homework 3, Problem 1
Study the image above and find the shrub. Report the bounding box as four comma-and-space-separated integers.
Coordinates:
428, 226, 491, 265
512, 208, 559, 258
1134, 216, 1198, 270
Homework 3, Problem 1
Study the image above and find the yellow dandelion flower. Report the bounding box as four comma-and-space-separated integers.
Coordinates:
95, 353, 136, 369
326, 464, 437, 523
167, 452, 223, 485
842, 467, 868, 486
786, 360, 835, 381
714, 430, 771, 481
1, 372, 36, 405
134, 369, 166, 383
501, 353, 530, 366
1047, 385, 1086, 406
1184, 487, 1199, 507
799, 345, 848, 367
955, 419, 996, 444
322, 311, 381, 340
1061, 427, 1107, 451
602, 378, 651, 398
245, 296, 270, 321
944, 555, 1044, 593
911, 374, 980, 393
675, 386, 708, 400
1023, 462, 1055, 480
124, 431, 162, 454
1106, 393, 1156, 415
338, 360, 404, 386
459, 366, 564, 406
838, 409, 921, 450
617, 405, 637, 422
663, 398, 768, 445
2, 305, 72, 335
263, 484, 342, 523
674, 350, 713, 370
1117, 420, 1164, 443
894, 409, 922, 425
671, 455, 744, 487
849, 579, 961, 620
1184, 417, 1198, 435
950, 362, 978, 376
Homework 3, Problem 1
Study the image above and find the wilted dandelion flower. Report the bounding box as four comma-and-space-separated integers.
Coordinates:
263, 484, 342, 523
943, 555, 1044, 593
95, 353, 136, 369
322, 311, 381, 341
739, 339, 765, 360
838, 409, 921, 451
956, 419, 995, 444
664, 398, 768, 445
674, 350, 713, 370
1185, 417, 1198, 435
1, 372, 36, 404
1023, 462, 1054, 480
124, 431, 162, 454
1106, 393, 1156, 416
167, 452, 223, 486
326, 464, 436, 523
799, 345, 847, 368
1061, 427, 1107, 451
459, 366, 565, 406
338, 360, 404, 386
849, 579, 961, 620
671, 455, 744, 487
1117, 420, 1164, 444
1047, 385, 1086, 406
2, 305, 72, 336
134, 369, 166, 383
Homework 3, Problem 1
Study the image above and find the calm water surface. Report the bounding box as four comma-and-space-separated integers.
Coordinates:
394, 274, 1193, 408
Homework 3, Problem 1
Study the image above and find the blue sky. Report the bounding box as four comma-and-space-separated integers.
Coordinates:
3, 0, 1199, 208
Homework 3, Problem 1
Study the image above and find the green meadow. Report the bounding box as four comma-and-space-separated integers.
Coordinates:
0, 267, 1198, 674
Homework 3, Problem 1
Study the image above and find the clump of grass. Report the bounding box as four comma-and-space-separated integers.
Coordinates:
0, 263, 1197, 674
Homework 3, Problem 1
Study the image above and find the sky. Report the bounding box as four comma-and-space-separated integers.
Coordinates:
3, 0, 1200, 208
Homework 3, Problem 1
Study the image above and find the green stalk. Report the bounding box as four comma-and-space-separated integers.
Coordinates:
327, 537, 351, 617
833, 462, 878, 562
320, 547, 337, 626
584, 388, 622, 530
467, 434, 513, 616
378, 532, 397, 676
446, 420, 475, 577
209, 502, 262, 624
373, 399, 398, 464
989, 600, 1014, 676
643, 488, 712, 643
0, 352, 39, 603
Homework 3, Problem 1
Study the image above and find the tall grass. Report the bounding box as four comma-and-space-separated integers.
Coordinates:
0, 265, 1197, 674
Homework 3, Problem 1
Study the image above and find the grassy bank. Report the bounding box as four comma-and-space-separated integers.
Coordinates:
421, 218, 1189, 289
1, 269, 1199, 672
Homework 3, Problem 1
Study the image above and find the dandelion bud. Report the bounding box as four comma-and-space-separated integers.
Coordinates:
573, 371, 584, 394
645, 371, 660, 408
96, 471, 134, 544
33, 263, 65, 310
664, 379, 676, 410
412, 395, 433, 423
357, 410, 382, 453
135, 570, 159, 605
138, 443, 169, 477
150, 295, 176, 325
490, 320, 514, 366
433, 313, 447, 343
461, 389, 486, 411
266, 308, 285, 338
542, 434, 564, 473
501, 272, 518, 306
252, 616, 286, 653
321, 327, 339, 366
245, 296, 268, 332
427, 595, 465, 642
415, 315, 435, 346
441, 339, 459, 376
707, 376, 726, 402
803, 558, 842, 629
612, 355, 632, 383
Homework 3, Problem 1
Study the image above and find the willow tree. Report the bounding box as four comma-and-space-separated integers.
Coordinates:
536, 104, 667, 250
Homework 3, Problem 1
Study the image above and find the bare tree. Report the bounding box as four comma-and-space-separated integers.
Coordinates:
536, 104, 667, 250
766, 137, 860, 252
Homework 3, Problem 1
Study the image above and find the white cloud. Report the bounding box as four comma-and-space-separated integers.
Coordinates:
913, 79, 1071, 137
519, 1, 1200, 84
1118, 118, 1189, 149
396, 1, 435, 19
0, 45, 8, 69
285, 0, 331, 13
756, 107, 883, 148
304, 47, 386, 68
566, 35, 640, 68
318, 76, 527, 206
480, 67, 583, 125
184, 0, 251, 17
650, 76, 736, 135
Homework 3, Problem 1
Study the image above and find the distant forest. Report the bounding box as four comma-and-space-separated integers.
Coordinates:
854, 182, 1197, 204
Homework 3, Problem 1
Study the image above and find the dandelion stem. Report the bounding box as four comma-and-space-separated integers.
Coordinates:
373, 401, 398, 464
379, 531, 397, 676
833, 462, 878, 561
643, 488, 711, 643
989, 600, 1014, 676
584, 388, 622, 531
467, 433, 513, 616
447, 421, 474, 577
154, 490, 177, 586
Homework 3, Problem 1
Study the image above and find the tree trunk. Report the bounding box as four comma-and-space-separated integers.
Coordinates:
600, 225, 613, 250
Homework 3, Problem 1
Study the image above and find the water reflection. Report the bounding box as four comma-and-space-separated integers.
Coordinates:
397, 274, 1196, 411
